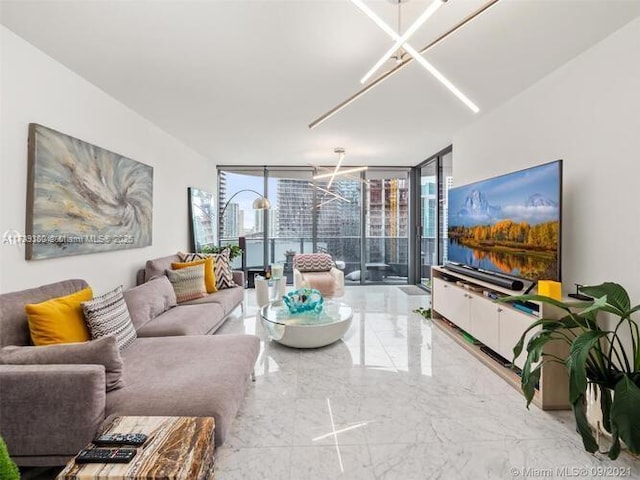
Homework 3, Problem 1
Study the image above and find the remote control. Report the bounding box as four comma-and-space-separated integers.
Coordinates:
568, 293, 593, 301
93, 432, 147, 447
76, 448, 137, 464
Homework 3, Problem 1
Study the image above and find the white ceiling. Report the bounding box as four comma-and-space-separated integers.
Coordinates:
2, 0, 640, 167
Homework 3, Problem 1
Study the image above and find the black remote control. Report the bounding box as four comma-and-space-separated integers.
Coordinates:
94, 432, 147, 447
568, 293, 592, 301
76, 448, 137, 464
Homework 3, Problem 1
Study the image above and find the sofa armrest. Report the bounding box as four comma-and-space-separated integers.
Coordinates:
136, 268, 146, 285
330, 267, 345, 296
0, 364, 106, 460
233, 270, 245, 288
293, 268, 305, 290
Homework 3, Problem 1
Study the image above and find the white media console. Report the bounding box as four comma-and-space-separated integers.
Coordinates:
431, 265, 569, 410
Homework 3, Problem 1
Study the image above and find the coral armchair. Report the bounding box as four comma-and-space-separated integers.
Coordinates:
293, 253, 344, 297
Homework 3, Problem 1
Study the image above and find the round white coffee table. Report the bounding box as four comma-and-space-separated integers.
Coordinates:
260, 301, 353, 349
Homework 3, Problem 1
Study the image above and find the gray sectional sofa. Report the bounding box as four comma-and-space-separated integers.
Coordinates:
0, 261, 258, 467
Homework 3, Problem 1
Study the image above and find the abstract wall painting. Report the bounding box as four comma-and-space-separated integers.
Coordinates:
26, 123, 153, 260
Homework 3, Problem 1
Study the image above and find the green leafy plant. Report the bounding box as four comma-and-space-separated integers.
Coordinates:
200, 244, 243, 260
414, 307, 432, 319
503, 282, 640, 459
0, 436, 19, 480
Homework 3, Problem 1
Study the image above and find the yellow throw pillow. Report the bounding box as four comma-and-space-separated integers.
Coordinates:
25, 287, 93, 346
171, 257, 217, 293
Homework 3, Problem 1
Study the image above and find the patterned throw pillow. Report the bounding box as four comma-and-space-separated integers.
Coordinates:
166, 264, 207, 303
293, 253, 334, 272
81, 286, 137, 352
179, 249, 237, 290
172, 257, 217, 293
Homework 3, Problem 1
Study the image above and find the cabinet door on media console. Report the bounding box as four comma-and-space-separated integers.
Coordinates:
432, 278, 471, 332
499, 307, 539, 370
469, 294, 501, 353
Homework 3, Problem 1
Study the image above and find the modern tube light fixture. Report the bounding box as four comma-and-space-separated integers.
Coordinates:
351, 0, 478, 113
359, 0, 444, 84
308, 0, 500, 129
313, 166, 368, 180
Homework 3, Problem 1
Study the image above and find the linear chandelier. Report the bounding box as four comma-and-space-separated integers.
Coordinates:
313, 166, 368, 180
309, 148, 369, 208
309, 184, 351, 203
360, 0, 444, 84
313, 165, 370, 185
311, 148, 368, 186
308, 0, 501, 129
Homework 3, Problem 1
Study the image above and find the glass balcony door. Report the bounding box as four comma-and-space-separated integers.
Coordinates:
416, 147, 452, 289
419, 162, 437, 287
363, 169, 409, 284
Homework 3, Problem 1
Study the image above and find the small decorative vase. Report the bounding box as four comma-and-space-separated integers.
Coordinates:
283, 288, 323, 314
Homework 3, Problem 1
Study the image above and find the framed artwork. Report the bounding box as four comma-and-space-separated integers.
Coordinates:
188, 187, 216, 252
26, 123, 153, 260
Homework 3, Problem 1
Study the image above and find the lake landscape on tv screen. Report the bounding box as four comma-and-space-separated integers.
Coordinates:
447, 161, 561, 281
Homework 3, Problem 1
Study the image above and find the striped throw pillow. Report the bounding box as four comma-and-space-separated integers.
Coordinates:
179, 249, 237, 290
82, 286, 137, 352
166, 264, 207, 302
293, 253, 334, 272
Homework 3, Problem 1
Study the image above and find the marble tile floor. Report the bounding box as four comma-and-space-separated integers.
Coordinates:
20, 286, 640, 480
214, 286, 640, 480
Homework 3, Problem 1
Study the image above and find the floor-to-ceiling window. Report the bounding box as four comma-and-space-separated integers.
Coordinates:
218, 166, 407, 285
317, 177, 362, 282
266, 168, 315, 282
218, 168, 265, 270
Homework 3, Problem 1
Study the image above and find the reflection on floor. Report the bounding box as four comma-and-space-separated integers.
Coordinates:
215, 286, 640, 479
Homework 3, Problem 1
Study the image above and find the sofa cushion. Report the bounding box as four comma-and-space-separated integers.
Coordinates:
0, 335, 124, 391
108, 335, 260, 446
166, 265, 207, 303
294, 253, 334, 272
144, 254, 181, 282
82, 286, 137, 352
181, 286, 244, 315
123, 276, 177, 331
172, 257, 217, 293
135, 303, 226, 337
301, 271, 336, 296
25, 287, 93, 346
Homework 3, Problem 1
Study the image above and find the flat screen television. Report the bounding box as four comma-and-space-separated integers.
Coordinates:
447, 160, 562, 282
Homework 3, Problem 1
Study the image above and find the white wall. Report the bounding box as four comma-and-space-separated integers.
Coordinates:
0, 26, 216, 293
453, 17, 640, 300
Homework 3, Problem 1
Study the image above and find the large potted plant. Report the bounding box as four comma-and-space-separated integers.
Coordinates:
504, 282, 640, 460
0, 436, 19, 480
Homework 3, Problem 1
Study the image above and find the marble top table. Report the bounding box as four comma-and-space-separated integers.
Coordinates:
56, 416, 215, 480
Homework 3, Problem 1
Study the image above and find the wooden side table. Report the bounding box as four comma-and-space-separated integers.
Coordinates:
57, 416, 215, 479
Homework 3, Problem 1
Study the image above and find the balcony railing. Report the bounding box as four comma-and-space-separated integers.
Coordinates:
220, 236, 415, 283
